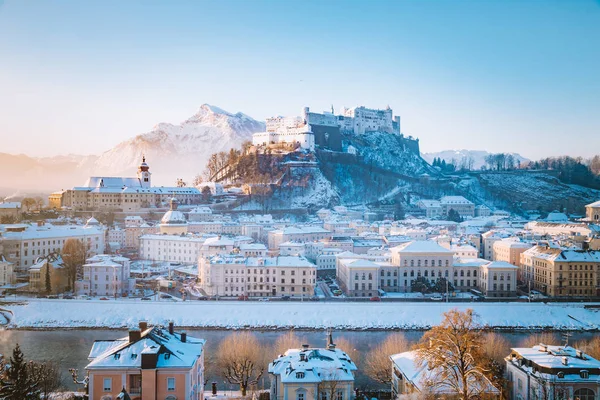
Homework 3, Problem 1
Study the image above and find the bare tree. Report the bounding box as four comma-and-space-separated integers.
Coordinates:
481, 333, 511, 399
334, 337, 360, 367
272, 331, 303, 358
414, 309, 492, 399
217, 332, 266, 396
519, 332, 557, 348
365, 333, 410, 384
193, 174, 203, 187
21, 197, 36, 212
317, 368, 345, 400
62, 238, 86, 290
29, 361, 64, 399
575, 336, 600, 360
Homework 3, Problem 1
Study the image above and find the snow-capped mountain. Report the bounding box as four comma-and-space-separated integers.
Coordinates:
422, 149, 530, 170
90, 104, 265, 184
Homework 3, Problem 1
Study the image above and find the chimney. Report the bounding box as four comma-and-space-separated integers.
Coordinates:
168, 321, 174, 335
576, 350, 584, 359
327, 328, 335, 350
300, 353, 307, 362
562, 356, 568, 366
129, 328, 141, 343
139, 321, 148, 331
181, 332, 187, 343
540, 344, 548, 352
212, 382, 218, 395
302, 344, 310, 350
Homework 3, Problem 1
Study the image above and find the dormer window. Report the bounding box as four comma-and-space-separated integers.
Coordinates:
580, 370, 589, 379
296, 372, 305, 379
557, 372, 564, 379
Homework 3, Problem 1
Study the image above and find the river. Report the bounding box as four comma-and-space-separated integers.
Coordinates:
0, 329, 596, 391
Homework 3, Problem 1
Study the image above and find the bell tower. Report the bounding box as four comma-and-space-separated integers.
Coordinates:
137, 155, 152, 188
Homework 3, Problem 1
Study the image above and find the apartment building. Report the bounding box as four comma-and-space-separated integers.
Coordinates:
267, 226, 331, 250
586, 200, 600, 222
199, 255, 317, 297
440, 196, 475, 218
478, 261, 518, 297
0, 256, 16, 286
140, 234, 207, 263
520, 244, 600, 297
86, 322, 205, 400
76, 254, 135, 297
493, 238, 533, 271
28, 253, 69, 294
0, 221, 105, 273
506, 344, 600, 400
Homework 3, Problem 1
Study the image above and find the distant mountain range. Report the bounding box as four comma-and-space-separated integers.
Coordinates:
0, 104, 265, 193
421, 150, 530, 170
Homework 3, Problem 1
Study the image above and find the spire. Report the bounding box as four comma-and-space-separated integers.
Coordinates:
142, 154, 146, 163
327, 328, 335, 350
331, 104, 334, 114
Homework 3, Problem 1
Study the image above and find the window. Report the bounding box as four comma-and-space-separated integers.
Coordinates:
336, 391, 343, 400
296, 372, 305, 379
103, 378, 112, 391
573, 388, 595, 400
167, 377, 176, 391
580, 370, 589, 379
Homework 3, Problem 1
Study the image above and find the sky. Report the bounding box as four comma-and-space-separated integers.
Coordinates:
0, 0, 599, 160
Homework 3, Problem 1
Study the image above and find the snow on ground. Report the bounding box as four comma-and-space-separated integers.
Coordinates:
3, 300, 600, 330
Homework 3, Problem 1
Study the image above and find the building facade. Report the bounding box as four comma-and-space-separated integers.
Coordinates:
86, 322, 205, 400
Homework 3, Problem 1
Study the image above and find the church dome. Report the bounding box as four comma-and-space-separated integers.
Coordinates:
160, 197, 187, 226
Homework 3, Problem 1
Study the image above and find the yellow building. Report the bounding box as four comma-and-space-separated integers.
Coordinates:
520, 244, 600, 297
28, 253, 69, 294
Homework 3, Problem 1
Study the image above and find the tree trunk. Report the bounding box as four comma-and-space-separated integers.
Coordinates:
241, 385, 247, 396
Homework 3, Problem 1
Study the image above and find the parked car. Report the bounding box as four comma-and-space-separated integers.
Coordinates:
237, 295, 249, 301
141, 297, 152, 301
258, 297, 270, 302
309, 296, 320, 301
196, 296, 208, 301
332, 289, 342, 296
63, 295, 74, 300
370, 296, 381, 302
280, 295, 291, 301
430, 294, 443, 301
99, 297, 110, 301
160, 294, 171, 299
47, 295, 59, 299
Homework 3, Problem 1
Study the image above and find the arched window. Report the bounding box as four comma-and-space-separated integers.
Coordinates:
573, 388, 595, 400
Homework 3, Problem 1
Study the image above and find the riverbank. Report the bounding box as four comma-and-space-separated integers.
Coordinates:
2, 299, 600, 330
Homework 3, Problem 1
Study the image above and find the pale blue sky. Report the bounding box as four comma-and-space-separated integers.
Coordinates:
0, 0, 599, 159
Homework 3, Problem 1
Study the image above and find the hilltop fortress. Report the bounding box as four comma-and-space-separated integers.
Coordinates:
252, 105, 419, 153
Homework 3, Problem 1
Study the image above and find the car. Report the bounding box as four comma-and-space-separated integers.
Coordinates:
309, 296, 320, 302
430, 294, 443, 301
370, 296, 381, 302
99, 297, 110, 300
258, 297, 270, 302
141, 297, 152, 301
160, 294, 172, 299
0, 294, 6, 299
63, 295, 74, 300
237, 295, 249, 301
280, 295, 291, 301
332, 289, 342, 296
196, 296, 208, 301
47, 295, 59, 299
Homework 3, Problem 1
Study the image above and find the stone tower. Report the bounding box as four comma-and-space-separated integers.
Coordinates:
137, 155, 152, 188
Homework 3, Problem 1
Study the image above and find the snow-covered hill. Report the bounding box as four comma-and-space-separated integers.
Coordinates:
422, 149, 530, 170
91, 104, 265, 184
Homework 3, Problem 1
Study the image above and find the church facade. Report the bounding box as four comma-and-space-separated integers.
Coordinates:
49, 157, 203, 211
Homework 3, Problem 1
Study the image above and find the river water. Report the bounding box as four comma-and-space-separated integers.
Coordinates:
0, 329, 596, 391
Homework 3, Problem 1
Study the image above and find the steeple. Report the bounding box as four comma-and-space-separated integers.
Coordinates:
137, 155, 151, 188
327, 328, 336, 350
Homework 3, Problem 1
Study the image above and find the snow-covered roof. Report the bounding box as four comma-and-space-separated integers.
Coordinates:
269, 346, 357, 384
0, 202, 21, 209
523, 245, 600, 262
586, 200, 600, 208
509, 344, 600, 370
86, 325, 205, 370
340, 258, 380, 269
392, 240, 453, 254
440, 196, 474, 205
1, 224, 104, 240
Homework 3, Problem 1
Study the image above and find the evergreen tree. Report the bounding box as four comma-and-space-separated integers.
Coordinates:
0, 344, 40, 400
44, 264, 51, 294
447, 208, 463, 223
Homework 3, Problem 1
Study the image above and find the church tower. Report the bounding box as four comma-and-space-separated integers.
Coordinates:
137, 155, 152, 188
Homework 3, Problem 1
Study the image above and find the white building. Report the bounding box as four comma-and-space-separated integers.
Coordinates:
76, 254, 135, 297
252, 124, 315, 151
478, 261, 518, 297
506, 344, 600, 400
279, 242, 307, 256
199, 255, 317, 298
0, 256, 16, 286
269, 337, 357, 400
140, 234, 207, 264
0, 221, 105, 273
188, 206, 214, 222
417, 200, 443, 219
268, 226, 331, 250
440, 196, 475, 218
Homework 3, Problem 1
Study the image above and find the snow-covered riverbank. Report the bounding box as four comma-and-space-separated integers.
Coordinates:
3, 299, 600, 330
